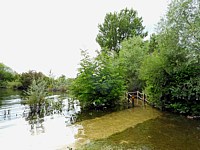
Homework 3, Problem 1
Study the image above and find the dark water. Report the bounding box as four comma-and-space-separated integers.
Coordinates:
0, 89, 200, 150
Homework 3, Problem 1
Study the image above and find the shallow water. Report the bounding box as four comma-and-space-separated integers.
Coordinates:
79, 113, 200, 150
0, 89, 200, 150
0, 89, 82, 150
76, 106, 161, 139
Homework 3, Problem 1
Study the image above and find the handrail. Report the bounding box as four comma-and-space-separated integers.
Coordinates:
127, 91, 149, 106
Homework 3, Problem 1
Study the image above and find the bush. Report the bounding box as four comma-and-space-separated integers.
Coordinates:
70, 50, 126, 109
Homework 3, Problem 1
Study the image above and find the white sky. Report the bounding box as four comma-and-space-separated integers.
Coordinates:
0, 0, 169, 78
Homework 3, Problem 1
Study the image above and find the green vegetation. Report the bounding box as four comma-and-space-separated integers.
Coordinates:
71, 1, 200, 115
47, 73, 73, 92
0, 68, 72, 93
20, 70, 47, 90
96, 8, 147, 54
70, 50, 126, 108
140, 0, 200, 115
24, 77, 64, 116
25, 78, 48, 115
70, 7, 148, 109
1, 0, 199, 115
118, 36, 148, 91
0, 63, 15, 88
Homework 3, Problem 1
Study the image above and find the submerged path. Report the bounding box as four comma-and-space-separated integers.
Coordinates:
71, 106, 162, 148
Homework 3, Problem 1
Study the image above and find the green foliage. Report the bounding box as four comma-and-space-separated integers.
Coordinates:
118, 36, 148, 91
140, 0, 200, 115
162, 0, 200, 52
70, 50, 126, 108
48, 75, 73, 92
0, 63, 15, 88
65, 78, 74, 90
148, 33, 159, 54
24, 77, 66, 117
140, 51, 165, 107
54, 75, 68, 92
7, 73, 22, 89
20, 70, 47, 90
25, 78, 48, 115
96, 8, 147, 53
25, 78, 48, 106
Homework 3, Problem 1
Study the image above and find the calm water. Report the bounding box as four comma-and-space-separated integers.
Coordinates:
0, 89, 200, 150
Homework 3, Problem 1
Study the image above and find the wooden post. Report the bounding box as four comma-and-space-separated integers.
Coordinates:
137, 91, 139, 105
142, 93, 145, 106
125, 92, 127, 103
131, 95, 135, 107
127, 93, 130, 104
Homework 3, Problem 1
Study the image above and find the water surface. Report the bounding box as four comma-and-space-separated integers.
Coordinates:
78, 113, 200, 150
0, 89, 200, 150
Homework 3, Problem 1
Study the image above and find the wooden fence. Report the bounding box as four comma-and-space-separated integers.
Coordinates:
126, 91, 149, 107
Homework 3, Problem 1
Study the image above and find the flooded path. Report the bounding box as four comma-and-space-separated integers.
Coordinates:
75, 108, 200, 150
75, 106, 161, 140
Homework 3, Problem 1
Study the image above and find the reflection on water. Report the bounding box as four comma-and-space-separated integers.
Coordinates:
0, 89, 200, 150
0, 116, 83, 150
0, 90, 82, 150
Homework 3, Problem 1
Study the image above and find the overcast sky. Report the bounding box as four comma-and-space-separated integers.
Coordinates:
0, 0, 169, 78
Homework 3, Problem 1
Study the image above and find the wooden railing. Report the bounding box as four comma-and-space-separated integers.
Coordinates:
126, 91, 149, 106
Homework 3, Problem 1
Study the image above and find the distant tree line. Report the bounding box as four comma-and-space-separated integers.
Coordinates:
0, 65, 73, 93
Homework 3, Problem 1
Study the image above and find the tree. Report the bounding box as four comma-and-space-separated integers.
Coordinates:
148, 33, 159, 54
0, 63, 15, 87
7, 73, 22, 89
140, 0, 200, 115
159, 0, 200, 52
70, 50, 126, 108
118, 36, 148, 91
20, 70, 47, 90
51, 75, 70, 92
25, 78, 48, 116
96, 8, 147, 54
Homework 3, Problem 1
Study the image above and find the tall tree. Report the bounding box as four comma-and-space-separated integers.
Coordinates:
158, 0, 200, 52
96, 8, 147, 53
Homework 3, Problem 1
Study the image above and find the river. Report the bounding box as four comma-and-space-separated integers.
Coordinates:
0, 89, 200, 150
